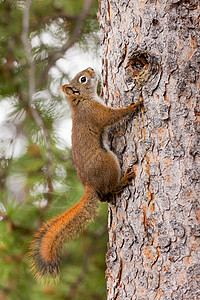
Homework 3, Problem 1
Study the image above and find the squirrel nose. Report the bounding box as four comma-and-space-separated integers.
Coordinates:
87, 67, 94, 73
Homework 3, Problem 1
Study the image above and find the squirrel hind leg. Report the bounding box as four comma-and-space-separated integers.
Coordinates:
119, 167, 135, 188
112, 167, 135, 194
99, 168, 135, 202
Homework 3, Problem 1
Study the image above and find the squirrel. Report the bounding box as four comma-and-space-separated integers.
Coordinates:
29, 67, 142, 281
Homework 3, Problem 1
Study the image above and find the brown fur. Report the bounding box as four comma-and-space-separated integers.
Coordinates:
29, 67, 142, 281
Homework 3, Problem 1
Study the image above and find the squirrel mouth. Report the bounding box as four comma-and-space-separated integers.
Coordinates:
61, 85, 80, 96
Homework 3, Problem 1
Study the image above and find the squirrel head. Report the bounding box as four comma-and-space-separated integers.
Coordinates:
61, 67, 98, 105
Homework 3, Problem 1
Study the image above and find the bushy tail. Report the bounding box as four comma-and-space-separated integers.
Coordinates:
29, 187, 99, 281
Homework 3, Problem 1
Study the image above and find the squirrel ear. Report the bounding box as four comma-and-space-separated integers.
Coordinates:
61, 84, 74, 96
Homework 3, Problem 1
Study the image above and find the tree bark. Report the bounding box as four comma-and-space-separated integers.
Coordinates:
98, 0, 200, 299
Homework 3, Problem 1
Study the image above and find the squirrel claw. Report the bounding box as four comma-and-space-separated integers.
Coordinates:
129, 100, 143, 108
125, 167, 135, 181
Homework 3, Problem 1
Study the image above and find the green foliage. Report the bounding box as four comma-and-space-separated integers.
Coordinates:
0, 0, 107, 299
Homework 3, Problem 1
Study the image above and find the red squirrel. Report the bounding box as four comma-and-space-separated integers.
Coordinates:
29, 67, 142, 281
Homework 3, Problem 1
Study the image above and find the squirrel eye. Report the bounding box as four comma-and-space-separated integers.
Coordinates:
79, 76, 87, 84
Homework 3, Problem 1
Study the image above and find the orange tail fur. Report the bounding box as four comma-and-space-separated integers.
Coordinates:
29, 187, 99, 281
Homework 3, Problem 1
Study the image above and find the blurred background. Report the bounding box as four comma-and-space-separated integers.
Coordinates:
0, 1, 108, 299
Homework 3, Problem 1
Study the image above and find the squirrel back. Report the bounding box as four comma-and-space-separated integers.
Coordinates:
29, 67, 142, 281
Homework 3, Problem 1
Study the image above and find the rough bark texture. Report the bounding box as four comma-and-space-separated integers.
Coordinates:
98, 0, 200, 299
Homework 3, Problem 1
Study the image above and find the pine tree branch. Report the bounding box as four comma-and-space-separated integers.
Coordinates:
39, 0, 95, 86
30, 13, 78, 30
21, 0, 54, 201
21, 0, 35, 99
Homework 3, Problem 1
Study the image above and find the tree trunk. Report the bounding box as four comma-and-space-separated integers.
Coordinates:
98, 0, 200, 299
